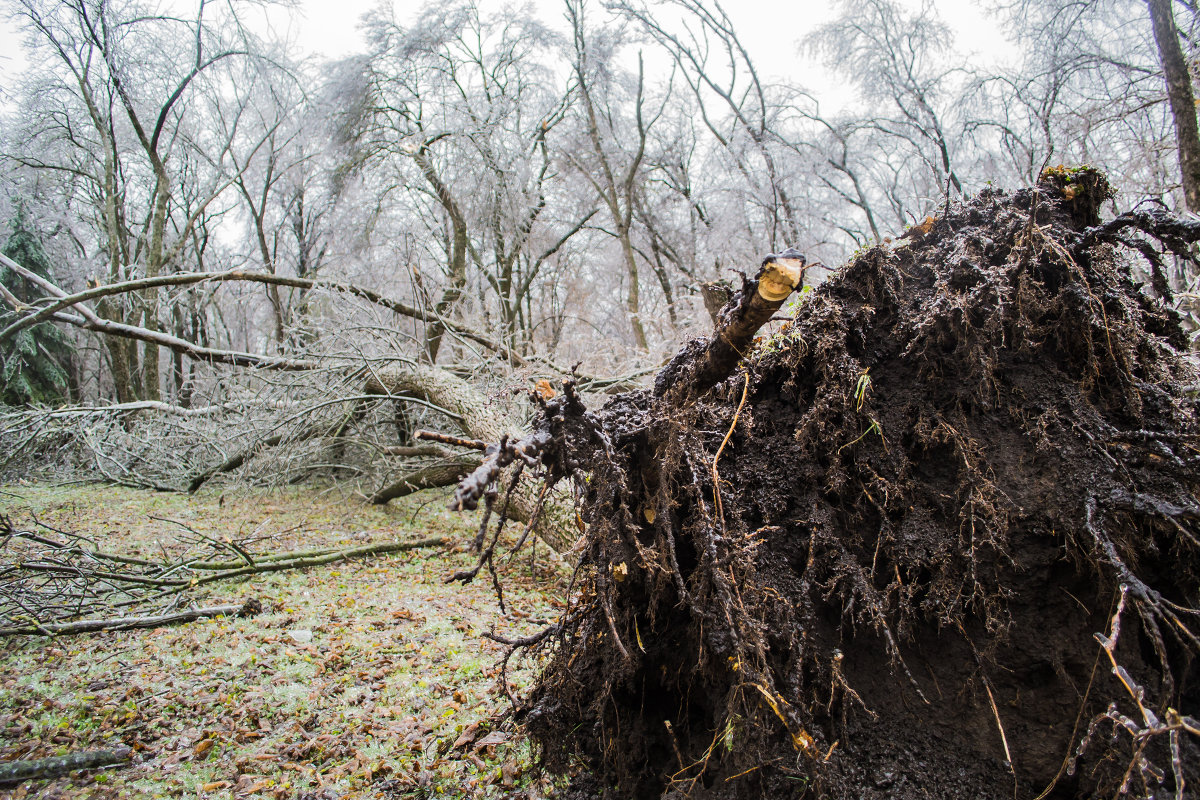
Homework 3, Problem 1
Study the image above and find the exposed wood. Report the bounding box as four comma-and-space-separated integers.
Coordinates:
655, 252, 806, 406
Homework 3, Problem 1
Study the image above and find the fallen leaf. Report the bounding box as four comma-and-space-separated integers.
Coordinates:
501, 759, 520, 787
452, 722, 481, 750
474, 730, 510, 751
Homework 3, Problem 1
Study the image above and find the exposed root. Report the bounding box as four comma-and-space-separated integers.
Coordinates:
451, 169, 1200, 799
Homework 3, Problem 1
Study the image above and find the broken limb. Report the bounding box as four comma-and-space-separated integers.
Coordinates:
98, 537, 448, 615
2, 514, 447, 627
0, 747, 133, 783
415, 429, 489, 451
441, 247, 808, 564
375, 444, 451, 457
0, 598, 262, 637
368, 457, 480, 504
654, 248, 807, 406
0, 257, 512, 365
159, 537, 448, 589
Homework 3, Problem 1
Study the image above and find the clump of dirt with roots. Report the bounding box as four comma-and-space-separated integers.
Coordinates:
464, 168, 1200, 799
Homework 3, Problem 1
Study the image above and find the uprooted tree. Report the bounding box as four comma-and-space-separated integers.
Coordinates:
449, 169, 1200, 799
0, 255, 610, 549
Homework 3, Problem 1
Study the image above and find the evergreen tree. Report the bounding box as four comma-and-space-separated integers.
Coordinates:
1, 211, 74, 406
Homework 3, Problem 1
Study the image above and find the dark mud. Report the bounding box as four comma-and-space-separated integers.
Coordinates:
516, 170, 1200, 799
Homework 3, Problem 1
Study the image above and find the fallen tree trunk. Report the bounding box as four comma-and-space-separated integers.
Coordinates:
0, 256, 649, 500
364, 363, 577, 552
367, 457, 479, 504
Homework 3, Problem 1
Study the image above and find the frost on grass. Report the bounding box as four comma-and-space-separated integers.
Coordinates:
0, 485, 564, 798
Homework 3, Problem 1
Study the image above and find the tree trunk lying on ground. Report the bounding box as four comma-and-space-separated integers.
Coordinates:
455, 169, 1200, 800
181, 359, 579, 551
367, 457, 479, 504
364, 363, 577, 552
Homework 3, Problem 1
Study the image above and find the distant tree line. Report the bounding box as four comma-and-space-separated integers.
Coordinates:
0, 0, 1195, 497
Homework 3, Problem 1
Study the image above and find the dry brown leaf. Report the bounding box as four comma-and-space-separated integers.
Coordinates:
474, 730, 510, 751
452, 721, 481, 750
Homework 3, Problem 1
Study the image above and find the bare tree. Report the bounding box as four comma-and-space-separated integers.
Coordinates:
564, 0, 664, 351
340, 1, 593, 362
4, 0, 283, 401
810, 0, 966, 207
610, 0, 805, 250
1146, 0, 1200, 211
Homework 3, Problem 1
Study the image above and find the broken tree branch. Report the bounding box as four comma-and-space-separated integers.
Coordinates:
415, 429, 489, 451
0, 598, 262, 637
1, 514, 447, 628
155, 537, 449, 589
654, 250, 807, 406
368, 457, 480, 505
0, 747, 133, 783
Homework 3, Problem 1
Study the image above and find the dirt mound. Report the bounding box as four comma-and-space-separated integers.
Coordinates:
501, 170, 1200, 799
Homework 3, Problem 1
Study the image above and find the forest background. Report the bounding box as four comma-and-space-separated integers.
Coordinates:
0, 0, 1197, 519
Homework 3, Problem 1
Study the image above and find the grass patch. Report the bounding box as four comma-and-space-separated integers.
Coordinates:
0, 482, 567, 798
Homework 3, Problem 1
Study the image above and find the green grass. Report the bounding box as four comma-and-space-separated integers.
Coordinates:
0, 482, 567, 798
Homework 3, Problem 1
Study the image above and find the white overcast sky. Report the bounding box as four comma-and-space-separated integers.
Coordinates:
0, 0, 1011, 116
282, 0, 1012, 112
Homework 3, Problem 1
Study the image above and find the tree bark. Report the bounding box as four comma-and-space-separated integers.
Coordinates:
364, 363, 577, 552
0, 747, 132, 783
1148, 0, 1200, 213
368, 457, 479, 504
0, 600, 261, 637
